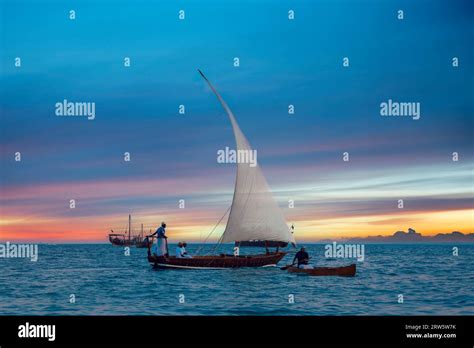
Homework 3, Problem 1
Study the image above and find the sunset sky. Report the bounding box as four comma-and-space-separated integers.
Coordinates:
1, 0, 473, 243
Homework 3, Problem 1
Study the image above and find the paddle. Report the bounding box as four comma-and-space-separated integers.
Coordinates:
280, 262, 295, 271
280, 257, 312, 270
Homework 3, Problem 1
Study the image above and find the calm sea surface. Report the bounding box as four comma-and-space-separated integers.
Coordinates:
0, 244, 473, 315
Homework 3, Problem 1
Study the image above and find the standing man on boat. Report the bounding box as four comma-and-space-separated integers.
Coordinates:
149, 222, 168, 257
293, 247, 312, 269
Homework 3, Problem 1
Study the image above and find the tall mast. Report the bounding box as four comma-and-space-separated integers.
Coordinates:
141, 223, 144, 239
128, 214, 131, 241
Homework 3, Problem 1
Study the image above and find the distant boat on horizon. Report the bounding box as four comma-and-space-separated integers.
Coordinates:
108, 215, 150, 248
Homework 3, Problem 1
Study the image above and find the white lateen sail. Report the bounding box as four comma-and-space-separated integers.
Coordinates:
199, 70, 296, 245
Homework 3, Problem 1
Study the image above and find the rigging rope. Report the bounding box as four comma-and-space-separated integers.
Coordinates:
210, 233, 225, 255
195, 205, 231, 255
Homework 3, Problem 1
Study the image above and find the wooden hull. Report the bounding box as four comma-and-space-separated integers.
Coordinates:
109, 239, 135, 247
287, 264, 356, 277
148, 252, 287, 269
109, 235, 143, 247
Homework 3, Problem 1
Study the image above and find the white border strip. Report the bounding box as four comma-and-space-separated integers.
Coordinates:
149, 263, 277, 270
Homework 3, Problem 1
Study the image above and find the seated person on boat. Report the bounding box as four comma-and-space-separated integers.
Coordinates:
176, 242, 192, 258
181, 242, 192, 258
175, 242, 183, 257
149, 222, 168, 257
293, 247, 313, 269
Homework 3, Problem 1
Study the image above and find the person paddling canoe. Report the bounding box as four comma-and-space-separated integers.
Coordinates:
293, 247, 313, 269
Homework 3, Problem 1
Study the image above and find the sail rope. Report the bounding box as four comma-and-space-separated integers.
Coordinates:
209, 233, 225, 255
195, 205, 231, 255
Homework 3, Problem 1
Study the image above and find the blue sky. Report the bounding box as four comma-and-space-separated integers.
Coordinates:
0, 0, 473, 241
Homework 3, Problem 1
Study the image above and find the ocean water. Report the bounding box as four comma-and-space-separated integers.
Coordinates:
0, 243, 472, 315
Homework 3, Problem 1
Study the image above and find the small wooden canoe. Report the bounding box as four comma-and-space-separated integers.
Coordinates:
287, 264, 356, 277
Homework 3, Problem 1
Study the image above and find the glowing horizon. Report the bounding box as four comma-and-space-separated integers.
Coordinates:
1, 163, 472, 243
0, 208, 472, 243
